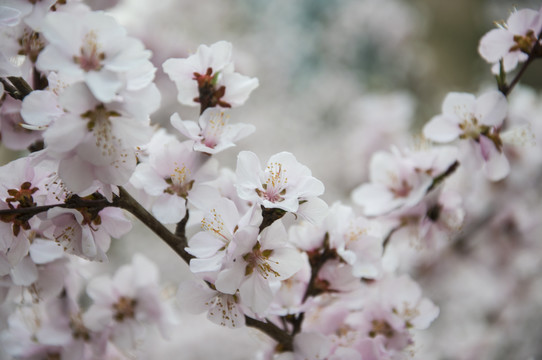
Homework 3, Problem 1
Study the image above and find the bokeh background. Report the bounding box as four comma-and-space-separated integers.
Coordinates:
2, 0, 542, 359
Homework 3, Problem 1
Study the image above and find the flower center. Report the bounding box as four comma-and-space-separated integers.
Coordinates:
201, 209, 232, 245
256, 162, 288, 203
18, 28, 45, 63
164, 164, 193, 198
510, 29, 538, 53
74, 31, 105, 72
81, 104, 123, 159
201, 111, 228, 148
369, 319, 394, 338
243, 242, 279, 279
113, 296, 137, 322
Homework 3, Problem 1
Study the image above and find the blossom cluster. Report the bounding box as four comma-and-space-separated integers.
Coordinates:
0, 1, 541, 359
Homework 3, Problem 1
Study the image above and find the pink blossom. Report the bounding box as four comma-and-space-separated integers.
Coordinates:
163, 41, 259, 108
171, 107, 255, 154
236, 151, 327, 221
36, 10, 155, 102
479, 8, 542, 74
423, 91, 510, 180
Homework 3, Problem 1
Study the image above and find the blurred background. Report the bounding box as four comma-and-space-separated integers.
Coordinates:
3, 0, 542, 359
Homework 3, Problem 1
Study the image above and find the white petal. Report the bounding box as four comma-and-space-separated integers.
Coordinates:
423, 114, 462, 143
475, 91, 507, 127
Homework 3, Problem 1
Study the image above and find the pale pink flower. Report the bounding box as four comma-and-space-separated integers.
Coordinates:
83, 254, 175, 349
130, 137, 218, 224
479, 8, 542, 74
423, 91, 510, 180
162, 41, 259, 108
171, 107, 255, 154
0, 95, 44, 150
36, 10, 155, 102
351, 148, 433, 216
43, 206, 132, 262
42, 82, 154, 193
177, 280, 245, 329
214, 221, 303, 314
186, 197, 259, 274
236, 151, 327, 222
326, 203, 383, 279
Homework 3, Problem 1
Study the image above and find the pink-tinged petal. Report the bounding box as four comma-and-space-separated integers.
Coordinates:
0, 6, 22, 27
82, 305, 114, 332
236, 151, 263, 197
351, 183, 398, 217
189, 253, 224, 273
442, 92, 476, 118
58, 82, 99, 114
170, 113, 201, 140
29, 239, 64, 264
85, 70, 122, 103
479, 135, 510, 181
208, 41, 233, 71
411, 298, 439, 330
239, 273, 273, 314
36, 46, 83, 77
187, 232, 226, 258
507, 9, 540, 34
40, 12, 84, 50
21, 90, 63, 127
177, 280, 216, 313
423, 114, 462, 143
368, 151, 398, 185
93, 153, 137, 186
58, 156, 95, 193
215, 260, 246, 294
207, 293, 245, 329
268, 247, 304, 280
222, 72, 259, 107
475, 91, 507, 127
294, 332, 332, 360
10, 256, 38, 286
43, 115, 86, 153
99, 208, 132, 238
151, 194, 186, 224
298, 177, 325, 198
297, 197, 329, 224
162, 58, 199, 106
478, 28, 515, 63
130, 163, 167, 196
186, 183, 221, 210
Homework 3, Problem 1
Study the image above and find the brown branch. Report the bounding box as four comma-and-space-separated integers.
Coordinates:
115, 187, 193, 263
245, 316, 293, 351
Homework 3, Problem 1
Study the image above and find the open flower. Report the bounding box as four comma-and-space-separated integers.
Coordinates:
479, 8, 542, 74
171, 107, 255, 154
37, 10, 155, 102
423, 91, 510, 180
163, 41, 258, 109
236, 151, 327, 222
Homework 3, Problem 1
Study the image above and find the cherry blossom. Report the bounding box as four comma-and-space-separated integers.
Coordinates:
130, 137, 218, 224
479, 7, 542, 74
36, 10, 155, 102
83, 254, 175, 349
171, 107, 255, 154
41, 82, 155, 194
236, 151, 327, 221
162, 41, 259, 109
177, 280, 245, 329
214, 221, 303, 314
186, 197, 259, 274
423, 91, 509, 180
